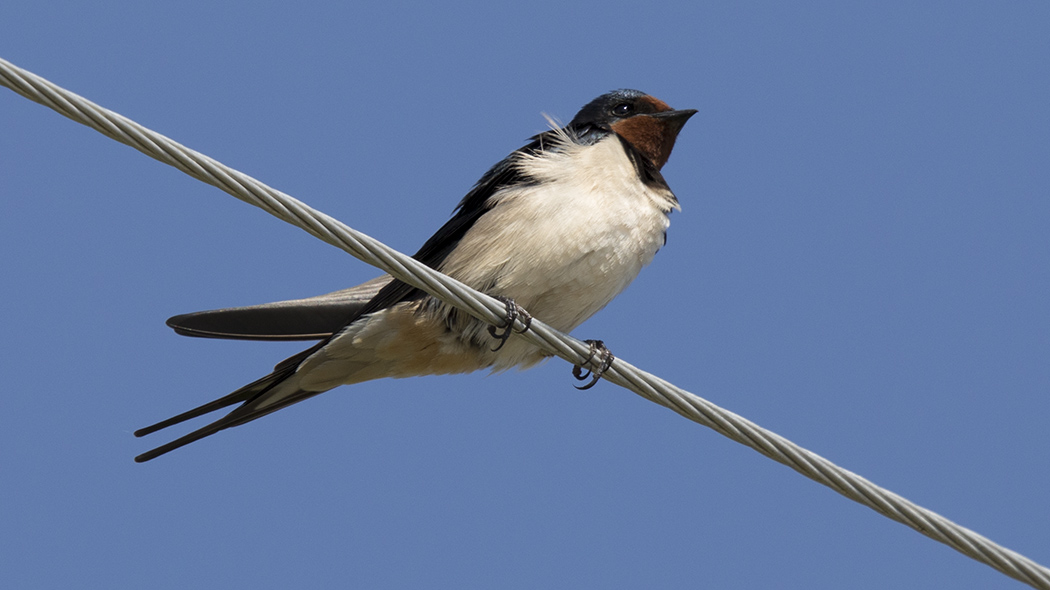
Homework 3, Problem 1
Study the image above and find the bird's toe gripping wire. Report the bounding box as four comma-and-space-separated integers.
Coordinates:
488, 296, 533, 351
572, 339, 615, 390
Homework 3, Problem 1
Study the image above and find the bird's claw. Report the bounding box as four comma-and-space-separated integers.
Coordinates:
488, 296, 533, 351
572, 339, 614, 390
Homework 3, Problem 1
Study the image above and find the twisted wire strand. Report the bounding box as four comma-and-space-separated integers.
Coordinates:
2, 56, 1047, 589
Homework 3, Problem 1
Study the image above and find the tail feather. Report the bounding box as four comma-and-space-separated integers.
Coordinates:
132, 374, 277, 438
134, 345, 325, 462
134, 417, 241, 463
133, 386, 329, 463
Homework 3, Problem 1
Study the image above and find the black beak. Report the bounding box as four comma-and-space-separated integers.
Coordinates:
651, 108, 698, 133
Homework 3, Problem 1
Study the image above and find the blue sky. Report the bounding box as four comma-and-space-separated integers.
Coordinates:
2, 2, 1049, 588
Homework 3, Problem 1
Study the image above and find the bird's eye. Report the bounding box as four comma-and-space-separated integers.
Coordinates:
612, 102, 634, 117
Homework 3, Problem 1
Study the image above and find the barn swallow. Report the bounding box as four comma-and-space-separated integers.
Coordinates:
135, 89, 696, 462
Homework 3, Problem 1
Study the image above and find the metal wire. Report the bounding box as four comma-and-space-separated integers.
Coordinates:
2, 56, 1047, 589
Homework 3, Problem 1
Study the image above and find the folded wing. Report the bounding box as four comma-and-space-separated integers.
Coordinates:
165, 274, 394, 341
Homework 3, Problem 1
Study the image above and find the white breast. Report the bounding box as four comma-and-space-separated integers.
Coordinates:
440, 133, 678, 333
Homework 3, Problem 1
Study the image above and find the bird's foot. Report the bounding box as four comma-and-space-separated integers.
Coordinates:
572, 339, 614, 390
488, 296, 533, 351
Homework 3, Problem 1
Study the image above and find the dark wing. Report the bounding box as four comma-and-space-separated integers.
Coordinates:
395, 133, 547, 286
137, 134, 555, 461
167, 275, 394, 341
297, 132, 551, 318
166, 133, 550, 342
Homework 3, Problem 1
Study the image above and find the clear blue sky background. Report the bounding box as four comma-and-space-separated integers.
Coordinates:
2, 2, 1048, 588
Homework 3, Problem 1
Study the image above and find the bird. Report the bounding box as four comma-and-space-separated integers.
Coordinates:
134, 89, 696, 462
